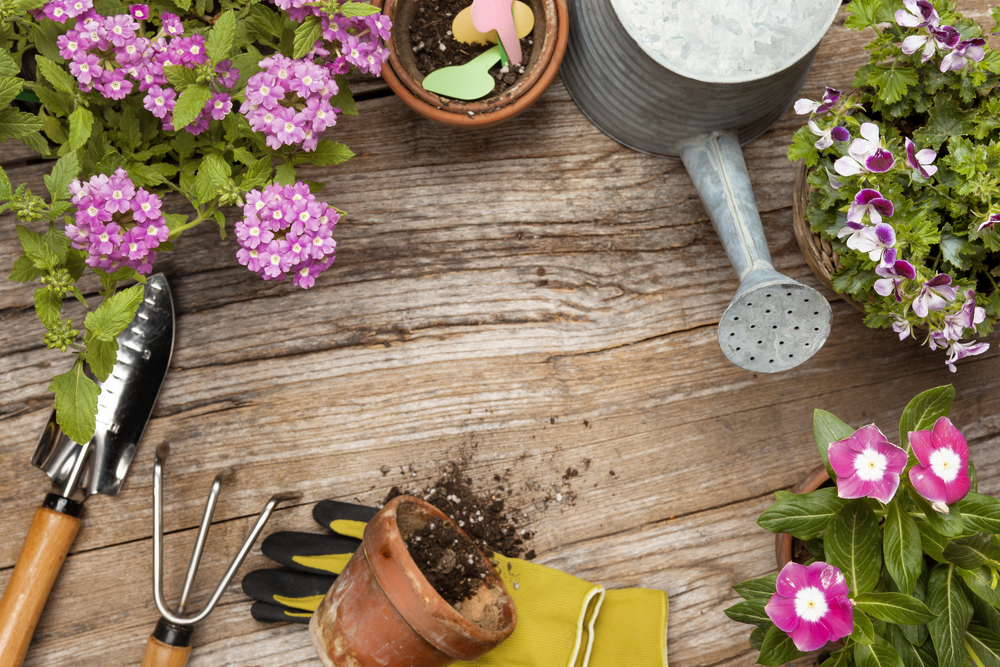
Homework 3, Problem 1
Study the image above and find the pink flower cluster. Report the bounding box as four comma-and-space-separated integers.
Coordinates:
268, 0, 392, 76
239, 54, 338, 151
65, 168, 168, 275
235, 183, 338, 288
53, 7, 237, 134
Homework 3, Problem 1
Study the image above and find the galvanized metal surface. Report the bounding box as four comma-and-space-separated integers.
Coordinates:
31, 274, 175, 498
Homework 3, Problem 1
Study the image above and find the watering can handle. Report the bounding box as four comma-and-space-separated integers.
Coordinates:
678, 130, 775, 281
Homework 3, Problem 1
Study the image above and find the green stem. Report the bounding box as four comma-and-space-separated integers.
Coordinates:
967, 639, 987, 667
167, 208, 215, 239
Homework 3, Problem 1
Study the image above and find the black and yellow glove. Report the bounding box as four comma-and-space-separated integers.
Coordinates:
242, 500, 669, 667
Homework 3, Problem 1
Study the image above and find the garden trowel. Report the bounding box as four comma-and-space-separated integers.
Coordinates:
0, 273, 174, 667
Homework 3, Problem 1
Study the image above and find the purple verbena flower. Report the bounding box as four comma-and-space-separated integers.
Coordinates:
908, 417, 971, 507
765, 562, 853, 652
793, 87, 841, 115
829, 424, 908, 503
847, 189, 894, 226
912, 274, 958, 317
70, 52, 102, 86
161, 11, 184, 35
143, 85, 176, 118
904, 138, 937, 178
940, 38, 987, 72
130, 4, 148, 19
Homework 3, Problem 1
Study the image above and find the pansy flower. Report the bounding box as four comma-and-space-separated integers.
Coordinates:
794, 87, 841, 116
904, 138, 937, 178
895, 0, 939, 28
940, 38, 986, 72
765, 562, 853, 652
912, 274, 957, 317
908, 417, 971, 507
847, 189, 893, 226
829, 425, 907, 503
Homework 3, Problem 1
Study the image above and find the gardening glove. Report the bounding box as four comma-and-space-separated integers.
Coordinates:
242, 500, 668, 667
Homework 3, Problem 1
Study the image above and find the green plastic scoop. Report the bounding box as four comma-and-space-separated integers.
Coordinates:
421, 45, 501, 101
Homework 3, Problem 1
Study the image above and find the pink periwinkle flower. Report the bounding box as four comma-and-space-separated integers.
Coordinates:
912, 274, 958, 317
909, 417, 971, 507
896, 0, 939, 28
904, 138, 937, 178
794, 87, 840, 115
940, 38, 987, 72
902, 25, 961, 62
847, 189, 893, 226
829, 425, 907, 503
765, 562, 853, 652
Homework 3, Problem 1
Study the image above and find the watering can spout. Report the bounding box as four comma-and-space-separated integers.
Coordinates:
679, 130, 832, 373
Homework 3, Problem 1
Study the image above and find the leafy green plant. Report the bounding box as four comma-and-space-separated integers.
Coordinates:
727, 385, 1000, 667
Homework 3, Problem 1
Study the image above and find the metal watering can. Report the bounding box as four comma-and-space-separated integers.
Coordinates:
561, 0, 840, 373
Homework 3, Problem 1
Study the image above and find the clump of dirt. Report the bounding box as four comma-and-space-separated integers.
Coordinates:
402, 507, 491, 606
407, 0, 535, 98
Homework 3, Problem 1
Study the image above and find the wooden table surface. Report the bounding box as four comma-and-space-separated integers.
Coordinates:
2, 3, 1000, 665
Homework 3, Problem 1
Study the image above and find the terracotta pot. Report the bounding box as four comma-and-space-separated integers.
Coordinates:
774, 464, 830, 569
309, 495, 517, 667
374, 0, 569, 127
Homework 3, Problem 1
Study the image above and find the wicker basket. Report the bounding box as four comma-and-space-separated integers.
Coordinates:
791, 162, 867, 314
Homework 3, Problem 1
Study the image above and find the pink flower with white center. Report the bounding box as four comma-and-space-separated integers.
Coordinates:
70, 52, 102, 86
90, 221, 122, 254
162, 11, 184, 35
366, 13, 392, 40
847, 189, 894, 226
829, 425, 907, 503
909, 417, 971, 508
235, 218, 273, 249
940, 38, 987, 72
808, 121, 850, 151
944, 340, 990, 373
260, 240, 292, 278
904, 138, 937, 178
912, 274, 958, 317
895, 0, 939, 28
131, 188, 162, 223
105, 170, 135, 214
43, 0, 69, 22
143, 85, 175, 119
902, 24, 960, 63
57, 33, 81, 59
284, 234, 312, 262
142, 220, 169, 246
308, 227, 336, 259
237, 247, 264, 272
793, 87, 841, 116
99, 68, 133, 100
209, 93, 232, 121
130, 4, 149, 19
122, 230, 149, 260
765, 562, 853, 652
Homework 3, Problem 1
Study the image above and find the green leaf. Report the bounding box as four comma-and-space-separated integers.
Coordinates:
844, 0, 882, 30
331, 75, 357, 116
757, 624, 804, 666
821, 650, 854, 667
887, 624, 937, 667
35, 55, 77, 95
86, 338, 118, 383
944, 533, 1000, 571
853, 610, 877, 644
955, 495, 1000, 535
927, 564, 973, 667
0, 76, 24, 107
826, 499, 883, 595
919, 520, 951, 563
855, 641, 904, 667
733, 573, 778, 601
885, 497, 924, 595
197, 154, 231, 202
172, 84, 212, 131
814, 409, 854, 480
213, 210, 226, 239
9, 255, 42, 282
43, 152, 80, 203
67, 106, 94, 152
34, 287, 62, 329
172, 0, 191, 11
757, 487, 847, 539
207, 10, 236, 64
725, 598, 771, 627
162, 64, 201, 91
750, 625, 769, 651
958, 566, 1000, 610
337, 1, 380, 17
911, 489, 964, 538
49, 359, 100, 445
274, 161, 296, 185
0, 107, 45, 140
84, 285, 145, 342
240, 156, 272, 189
302, 139, 354, 167
899, 386, 954, 462
967, 625, 1000, 667
292, 15, 323, 59
913, 96, 977, 151
66, 248, 86, 281
0, 164, 11, 198
869, 66, 919, 105
0, 49, 18, 77
854, 592, 938, 625
17, 224, 59, 270
968, 578, 1000, 633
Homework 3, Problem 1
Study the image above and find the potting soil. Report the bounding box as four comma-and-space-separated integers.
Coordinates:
408, 0, 535, 98
402, 512, 492, 606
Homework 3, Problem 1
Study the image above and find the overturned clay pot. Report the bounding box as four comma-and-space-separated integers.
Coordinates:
309, 495, 516, 667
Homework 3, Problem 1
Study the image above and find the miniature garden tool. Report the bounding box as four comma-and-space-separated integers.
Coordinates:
560, 0, 840, 373
423, 45, 502, 100
143, 444, 301, 666
243, 500, 669, 667
452, 2, 534, 46
471, 0, 522, 65
0, 274, 174, 667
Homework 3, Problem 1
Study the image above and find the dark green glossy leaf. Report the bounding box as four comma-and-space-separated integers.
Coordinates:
955, 495, 1000, 535
826, 499, 882, 595
959, 566, 1000, 610
821, 649, 854, 667
887, 624, 937, 667
899, 386, 954, 465
885, 498, 923, 595
911, 490, 964, 539
757, 625, 804, 666
853, 610, 877, 644
733, 573, 777, 600
926, 564, 973, 667
757, 487, 847, 539
944, 533, 1000, 571
967, 625, 1000, 667
855, 640, 904, 667
854, 592, 937, 625
750, 625, 769, 651
725, 598, 770, 627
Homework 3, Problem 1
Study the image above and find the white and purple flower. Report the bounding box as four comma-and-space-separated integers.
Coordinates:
908, 417, 971, 507
765, 562, 853, 652
895, 0, 939, 28
904, 138, 937, 178
794, 87, 841, 116
940, 38, 987, 72
834, 123, 895, 176
941, 289, 986, 342
944, 339, 990, 373
977, 214, 1000, 233
912, 274, 958, 317
874, 249, 917, 302
901, 25, 961, 63
847, 189, 894, 226
808, 120, 850, 150
829, 425, 908, 503
846, 222, 896, 263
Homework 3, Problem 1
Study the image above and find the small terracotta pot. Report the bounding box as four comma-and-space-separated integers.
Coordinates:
374, 0, 569, 127
775, 464, 830, 569
309, 495, 517, 667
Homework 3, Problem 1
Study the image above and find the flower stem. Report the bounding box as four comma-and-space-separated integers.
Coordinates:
967, 639, 988, 667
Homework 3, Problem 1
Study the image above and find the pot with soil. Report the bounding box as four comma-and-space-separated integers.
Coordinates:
309, 495, 517, 667
774, 463, 830, 569
374, 0, 568, 127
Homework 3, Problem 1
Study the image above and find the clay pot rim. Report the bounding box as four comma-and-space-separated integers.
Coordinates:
775, 463, 830, 569
365, 495, 516, 659
375, 0, 569, 127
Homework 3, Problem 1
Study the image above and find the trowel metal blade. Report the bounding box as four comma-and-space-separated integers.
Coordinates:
31, 274, 175, 498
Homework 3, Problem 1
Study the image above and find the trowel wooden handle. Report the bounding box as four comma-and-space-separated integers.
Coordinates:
141, 636, 192, 667
0, 496, 82, 667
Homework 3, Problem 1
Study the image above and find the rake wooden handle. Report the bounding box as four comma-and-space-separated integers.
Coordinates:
0, 500, 81, 667
141, 636, 192, 667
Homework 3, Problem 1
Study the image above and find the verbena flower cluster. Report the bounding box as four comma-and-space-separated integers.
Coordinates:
790, 0, 999, 373
235, 183, 339, 288
65, 168, 167, 275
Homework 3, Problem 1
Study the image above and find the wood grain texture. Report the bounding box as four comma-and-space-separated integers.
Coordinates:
140, 637, 192, 667
1, 3, 999, 666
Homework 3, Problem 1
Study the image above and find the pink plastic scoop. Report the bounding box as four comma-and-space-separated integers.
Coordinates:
471, 0, 521, 65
